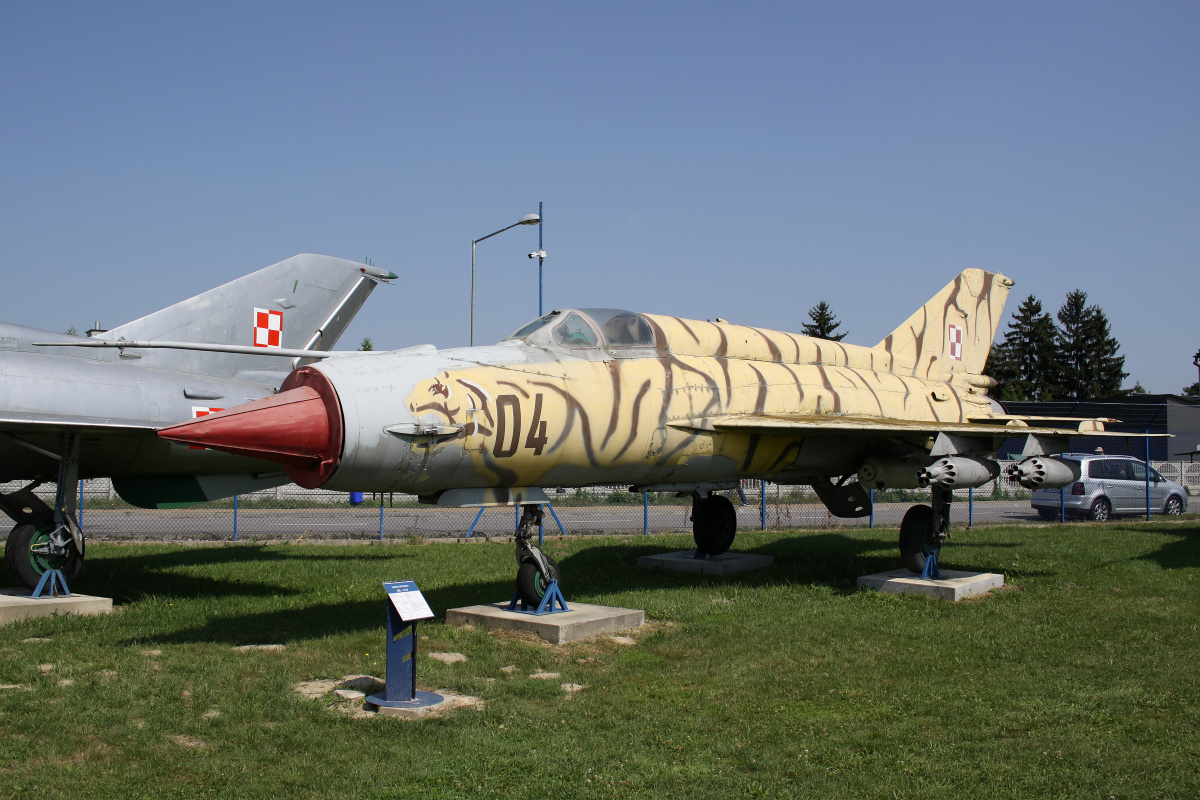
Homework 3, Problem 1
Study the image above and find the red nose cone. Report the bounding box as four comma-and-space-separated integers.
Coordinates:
158, 367, 343, 488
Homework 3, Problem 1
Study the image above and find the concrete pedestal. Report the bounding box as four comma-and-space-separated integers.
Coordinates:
446, 602, 644, 644
0, 589, 114, 625
637, 550, 775, 575
857, 569, 1004, 602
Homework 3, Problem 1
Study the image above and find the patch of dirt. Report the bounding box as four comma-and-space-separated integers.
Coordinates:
339, 675, 385, 694
530, 671, 560, 680
609, 636, 637, 645
233, 644, 285, 652
561, 683, 587, 693
141, 649, 162, 657
428, 652, 467, 664
37, 664, 53, 673
293, 679, 336, 699
22, 638, 51, 643
170, 735, 206, 749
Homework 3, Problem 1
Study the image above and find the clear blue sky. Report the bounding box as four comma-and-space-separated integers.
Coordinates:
3, 2, 1197, 392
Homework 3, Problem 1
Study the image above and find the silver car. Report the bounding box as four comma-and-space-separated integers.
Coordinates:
1031, 454, 1189, 521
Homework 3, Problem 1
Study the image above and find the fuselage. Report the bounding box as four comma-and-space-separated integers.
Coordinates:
0, 322, 274, 482
163, 308, 1001, 499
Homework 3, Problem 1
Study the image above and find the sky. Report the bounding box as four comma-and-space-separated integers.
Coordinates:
2, 2, 1197, 393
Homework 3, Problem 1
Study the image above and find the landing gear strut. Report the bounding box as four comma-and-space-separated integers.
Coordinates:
1, 434, 85, 590
691, 492, 737, 555
514, 504, 560, 607
899, 486, 952, 575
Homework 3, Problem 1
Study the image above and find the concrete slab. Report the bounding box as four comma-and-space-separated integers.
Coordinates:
0, 589, 113, 625
637, 549, 775, 575
446, 602, 644, 644
857, 569, 1004, 602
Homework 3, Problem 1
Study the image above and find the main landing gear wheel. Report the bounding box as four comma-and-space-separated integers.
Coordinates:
692, 494, 737, 556
898, 505, 940, 574
516, 554, 560, 607
4, 512, 84, 590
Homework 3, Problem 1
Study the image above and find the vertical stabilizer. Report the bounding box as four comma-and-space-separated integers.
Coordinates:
97, 254, 391, 381
875, 268, 1013, 379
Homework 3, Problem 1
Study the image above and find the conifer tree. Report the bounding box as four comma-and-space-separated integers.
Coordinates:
1055, 290, 1127, 399
985, 294, 1060, 401
801, 301, 847, 341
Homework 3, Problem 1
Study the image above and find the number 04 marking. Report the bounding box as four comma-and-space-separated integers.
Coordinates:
493, 393, 548, 457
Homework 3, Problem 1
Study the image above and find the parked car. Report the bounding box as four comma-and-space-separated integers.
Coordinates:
1031, 454, 1188, 521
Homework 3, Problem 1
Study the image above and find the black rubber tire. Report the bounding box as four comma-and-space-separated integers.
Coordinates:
692, 495, 737, 555
1088, 497, 1111, 522
516, 554, 560, 607
1037, 508, 1059, 522
4, 512, 83, 591
1164, 495, 1183, 516
899, 504, 938, 574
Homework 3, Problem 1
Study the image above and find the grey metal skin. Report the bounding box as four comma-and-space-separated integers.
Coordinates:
0, 254, 391, 587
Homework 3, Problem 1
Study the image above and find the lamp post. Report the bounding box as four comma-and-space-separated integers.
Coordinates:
471, 212, 540, 346
1193, 349, 1200, 390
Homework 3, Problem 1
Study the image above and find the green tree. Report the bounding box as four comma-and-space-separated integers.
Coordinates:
801, 301, 847, 341
65, 326, 78, 336
359, 337, 374, 351
1183, 382, 1199, 397
1055, 290, 1127, 399
985, 294, 1060, 401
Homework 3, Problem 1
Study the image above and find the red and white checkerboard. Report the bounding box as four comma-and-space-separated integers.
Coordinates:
948, 324, 963, 361
189, 406, 225, 449
253, 308, 283, 348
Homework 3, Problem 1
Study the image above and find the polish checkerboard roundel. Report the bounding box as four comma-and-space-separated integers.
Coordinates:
254, 308, 283, 348
948, 324, 963, 361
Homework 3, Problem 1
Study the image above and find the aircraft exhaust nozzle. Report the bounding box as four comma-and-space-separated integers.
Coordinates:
157, 366, 343, 489
1006, 456, 1081, 490
918, 456, 1001, 489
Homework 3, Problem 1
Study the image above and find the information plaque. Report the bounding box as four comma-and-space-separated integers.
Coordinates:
384, 580, 434, 623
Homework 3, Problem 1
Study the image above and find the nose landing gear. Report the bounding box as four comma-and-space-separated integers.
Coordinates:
514, 504, 560, 607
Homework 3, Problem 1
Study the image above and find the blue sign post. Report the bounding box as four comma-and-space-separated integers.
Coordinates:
366, 581, 443, 711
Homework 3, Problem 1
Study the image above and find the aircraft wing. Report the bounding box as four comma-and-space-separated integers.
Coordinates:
0, 411, 161, 433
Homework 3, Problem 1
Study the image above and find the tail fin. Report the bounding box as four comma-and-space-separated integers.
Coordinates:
875, 268, 1013, 379
98, 254, 391, 380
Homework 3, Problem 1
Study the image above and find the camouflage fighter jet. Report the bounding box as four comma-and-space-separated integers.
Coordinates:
153, 268, 1133, 605
1, 254, 395, 589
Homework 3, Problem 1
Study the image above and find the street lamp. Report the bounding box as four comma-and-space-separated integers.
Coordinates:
471, 213, 540, 346
1193, 349, 1200, 392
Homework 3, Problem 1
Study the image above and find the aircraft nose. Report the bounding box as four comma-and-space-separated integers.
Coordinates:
157, 367, 343, 488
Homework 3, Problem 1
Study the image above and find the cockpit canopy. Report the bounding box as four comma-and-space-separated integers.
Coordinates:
506, 308, 656, 349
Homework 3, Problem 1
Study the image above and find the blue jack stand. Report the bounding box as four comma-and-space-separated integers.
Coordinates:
31, 569, 70, 598
366, 585, 442, 712
507, 579, 569, 615
921, 550, 941, 581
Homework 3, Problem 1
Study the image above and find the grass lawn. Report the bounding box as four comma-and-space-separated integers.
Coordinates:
1, 519, 1197, 799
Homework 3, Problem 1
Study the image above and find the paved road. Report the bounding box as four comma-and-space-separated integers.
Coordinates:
60, 500, 1048, 541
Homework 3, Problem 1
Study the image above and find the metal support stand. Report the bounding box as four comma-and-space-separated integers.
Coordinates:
366, 597, 442, 710
506, 578, 569, 615
32, 568, 71, 598
920, 550, 941, 580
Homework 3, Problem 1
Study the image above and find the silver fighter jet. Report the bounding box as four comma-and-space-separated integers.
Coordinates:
1, 253, 395, 589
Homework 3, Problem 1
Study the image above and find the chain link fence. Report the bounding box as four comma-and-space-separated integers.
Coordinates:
2, 460, 1194, 543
